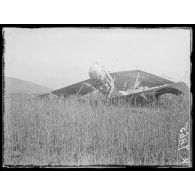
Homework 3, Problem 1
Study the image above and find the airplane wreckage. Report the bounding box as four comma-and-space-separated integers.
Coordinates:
40, 62, 189, 105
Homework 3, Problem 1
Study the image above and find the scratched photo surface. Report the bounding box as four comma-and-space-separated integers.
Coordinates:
3, 27, 191, 167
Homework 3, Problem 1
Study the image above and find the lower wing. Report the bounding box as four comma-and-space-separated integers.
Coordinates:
107, 82, 189, 104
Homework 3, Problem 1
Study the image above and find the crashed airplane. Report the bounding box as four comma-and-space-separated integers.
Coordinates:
40, 62, 189, 105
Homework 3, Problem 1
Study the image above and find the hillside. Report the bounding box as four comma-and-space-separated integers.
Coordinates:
4, 77, 53, 95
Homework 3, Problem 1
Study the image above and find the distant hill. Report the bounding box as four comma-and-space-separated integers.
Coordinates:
4, 77, 53, 95
40, 70, 175, 98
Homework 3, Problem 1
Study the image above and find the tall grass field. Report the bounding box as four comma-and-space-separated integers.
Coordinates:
3, 93, 190, 166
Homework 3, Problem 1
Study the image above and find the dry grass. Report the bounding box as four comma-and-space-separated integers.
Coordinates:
3, 93, 190, 166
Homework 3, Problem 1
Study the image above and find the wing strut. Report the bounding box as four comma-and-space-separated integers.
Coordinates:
133, 71, 140, 91
76, 83, 85, 97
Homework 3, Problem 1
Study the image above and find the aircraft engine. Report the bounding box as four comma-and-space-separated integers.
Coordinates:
89, 62, 115, 97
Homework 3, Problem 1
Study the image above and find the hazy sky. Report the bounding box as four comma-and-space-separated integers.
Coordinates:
4, 28, 191, 89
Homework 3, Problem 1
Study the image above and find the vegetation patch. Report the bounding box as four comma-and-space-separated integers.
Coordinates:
3, 93, 190, 166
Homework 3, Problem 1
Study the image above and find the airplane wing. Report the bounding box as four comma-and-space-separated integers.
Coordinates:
39, 63, 189, 103
76, 82, 98, 97
107, 82, 189, 105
